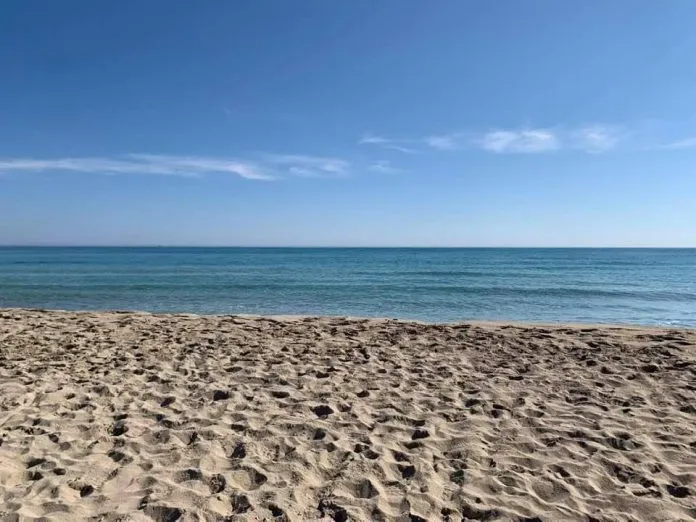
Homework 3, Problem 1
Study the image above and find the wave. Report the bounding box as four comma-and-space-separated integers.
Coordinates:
2, 282, 694, 303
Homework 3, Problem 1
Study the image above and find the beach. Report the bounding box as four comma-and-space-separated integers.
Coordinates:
0, 309, 694, 521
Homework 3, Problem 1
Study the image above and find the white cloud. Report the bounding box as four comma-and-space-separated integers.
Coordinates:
478, 129, 559, 153
0, 155, 273, 180
266, 154, 349, 177
358, 133, 420, 154
383, 144, 419, 154
364, 124, 633, 155
0, 154, 354, 181
359, 133, 388, 145
424, 133, 467, 150
571, 125, 620, 153
128, 155, 273, 179
368, 160, 401, 174
370, 128, 561, 153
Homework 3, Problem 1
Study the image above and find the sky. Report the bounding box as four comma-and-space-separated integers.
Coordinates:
1, 0, 696, 247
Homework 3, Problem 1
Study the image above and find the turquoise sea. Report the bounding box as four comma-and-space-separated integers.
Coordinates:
0, 247, 694, 326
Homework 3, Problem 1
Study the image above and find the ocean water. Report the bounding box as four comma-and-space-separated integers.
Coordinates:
0, 247, 694, 327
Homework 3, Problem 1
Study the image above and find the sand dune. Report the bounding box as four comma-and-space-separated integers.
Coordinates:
0, 309, 694, 521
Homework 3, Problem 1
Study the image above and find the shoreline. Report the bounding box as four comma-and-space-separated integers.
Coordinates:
1, 309, 694, 520
2, 307, 692, 331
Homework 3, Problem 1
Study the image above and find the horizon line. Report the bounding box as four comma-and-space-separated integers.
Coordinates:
1, 245, 694, 249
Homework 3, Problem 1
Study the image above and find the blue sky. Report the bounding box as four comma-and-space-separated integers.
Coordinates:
1, 0, 696, 246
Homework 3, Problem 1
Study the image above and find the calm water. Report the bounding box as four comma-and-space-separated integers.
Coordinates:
0, 248, 694, 326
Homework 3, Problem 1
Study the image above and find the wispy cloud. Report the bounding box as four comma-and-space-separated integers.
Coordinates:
358, 133, 420, 154
129, 155, 274, 179
383, 144, 419, 154
0, 153, 354, 181
371, 125, 626, 154
359, 133, 388, 145
478, 129, 559, 154
659, 136, 696, 150
368, 128, 562, 154
368, 160, 402, 174
570, 125, 621, 153
266, 154, 349, 178
0, 155, 273, 180
424, 132, 468, 151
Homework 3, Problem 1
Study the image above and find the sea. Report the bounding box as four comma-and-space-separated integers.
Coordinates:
0, 247, 694, 327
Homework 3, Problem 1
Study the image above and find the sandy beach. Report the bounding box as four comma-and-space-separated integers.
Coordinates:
0, 309, 694, 521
